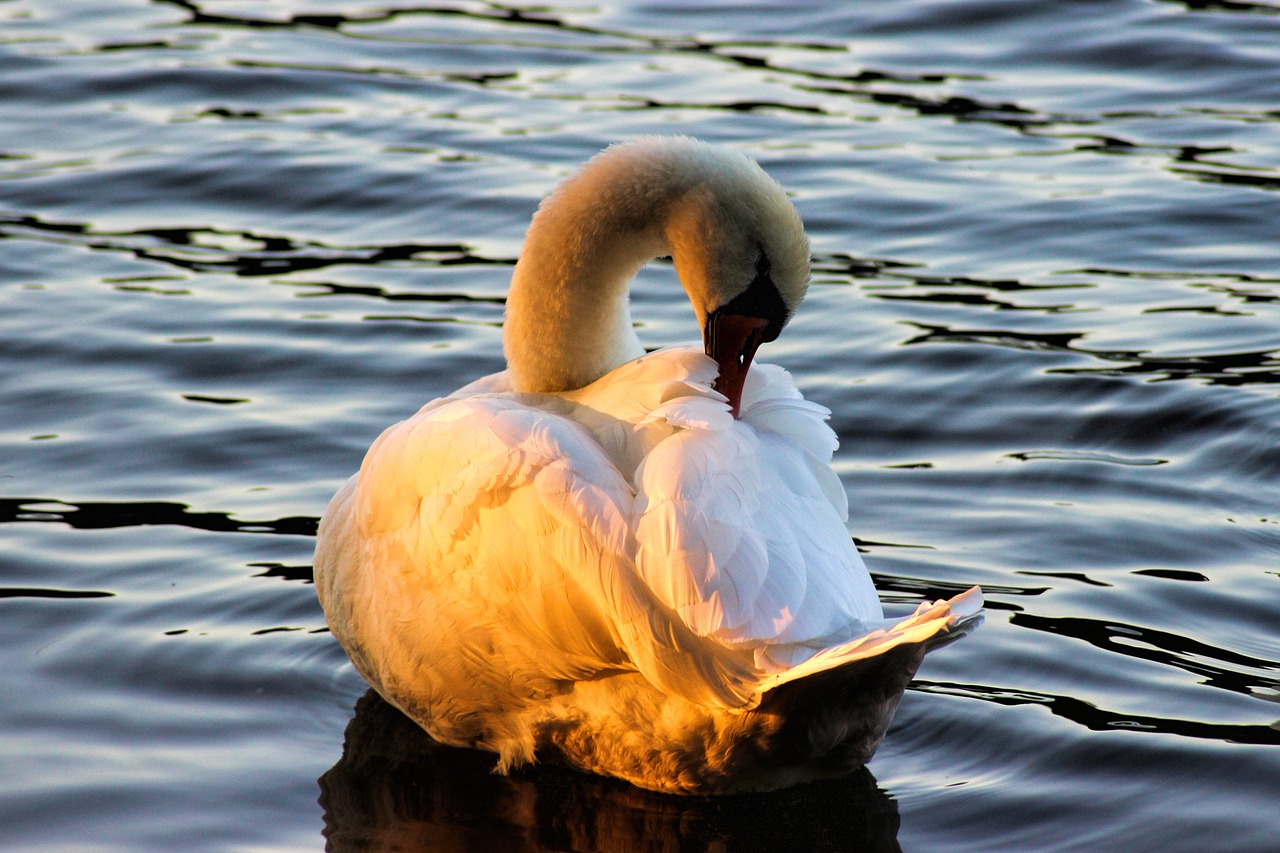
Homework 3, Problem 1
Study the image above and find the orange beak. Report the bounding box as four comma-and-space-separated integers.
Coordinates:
704, 312, 769, 418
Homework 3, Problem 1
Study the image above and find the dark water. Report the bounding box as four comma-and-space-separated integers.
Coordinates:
2, 1, 1278, 850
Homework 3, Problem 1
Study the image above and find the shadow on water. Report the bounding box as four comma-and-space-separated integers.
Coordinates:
319, 691, 904, 853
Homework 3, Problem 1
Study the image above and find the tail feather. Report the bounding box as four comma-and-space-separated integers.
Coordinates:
760, 585, 983, 695
747, 640, 927, 783
732, 586, 982, 785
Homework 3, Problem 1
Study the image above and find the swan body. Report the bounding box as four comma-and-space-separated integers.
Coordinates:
315, 137, 981, 794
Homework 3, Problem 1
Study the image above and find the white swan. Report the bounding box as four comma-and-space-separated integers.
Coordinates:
315, 136, 981, 794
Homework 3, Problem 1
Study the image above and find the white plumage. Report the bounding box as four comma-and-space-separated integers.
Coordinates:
315, 137, 981, 794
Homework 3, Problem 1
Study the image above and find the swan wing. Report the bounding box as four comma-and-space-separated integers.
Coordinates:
322, 384, 772, 720
632, 419, 881, 647
602, 351, 882, 693
319, 351, 976, 731
318, 393, 644, 755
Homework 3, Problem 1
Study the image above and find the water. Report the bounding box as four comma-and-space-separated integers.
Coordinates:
2, 1, 1278, 850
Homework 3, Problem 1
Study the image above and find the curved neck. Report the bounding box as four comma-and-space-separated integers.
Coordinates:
504, 208, 665, 394
503, 143, 720, 393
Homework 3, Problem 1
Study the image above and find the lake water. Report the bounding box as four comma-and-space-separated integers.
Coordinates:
2, 1, 1278, 850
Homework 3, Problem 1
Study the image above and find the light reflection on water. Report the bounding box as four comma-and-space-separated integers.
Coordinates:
1, 1, 1279, 850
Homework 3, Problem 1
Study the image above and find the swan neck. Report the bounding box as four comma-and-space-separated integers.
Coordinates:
504, 167, 687, 393
502, 138, 805, 394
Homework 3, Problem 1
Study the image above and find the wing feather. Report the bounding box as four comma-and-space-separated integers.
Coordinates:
319, 347, 976, 735
322, 396, 642, 747
628, 356, 884, 681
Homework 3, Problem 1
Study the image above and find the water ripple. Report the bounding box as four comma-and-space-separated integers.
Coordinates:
0, 497, 317, 537
4, 0, 1280, 849
912, 679, 1280, 746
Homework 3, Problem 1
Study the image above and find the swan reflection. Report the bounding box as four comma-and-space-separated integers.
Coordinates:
320, 690, 903, 852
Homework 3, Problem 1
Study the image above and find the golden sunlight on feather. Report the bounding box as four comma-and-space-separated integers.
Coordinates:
314, 137, 982, 794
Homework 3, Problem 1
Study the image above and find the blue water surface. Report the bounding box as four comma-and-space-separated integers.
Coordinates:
2, 1, 1278, 850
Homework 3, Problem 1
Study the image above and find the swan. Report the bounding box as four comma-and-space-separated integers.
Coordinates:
314, 136, 982, 794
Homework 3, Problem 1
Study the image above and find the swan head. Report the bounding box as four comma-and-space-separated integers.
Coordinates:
658, 140, 811, 416
504, 137, 810, 411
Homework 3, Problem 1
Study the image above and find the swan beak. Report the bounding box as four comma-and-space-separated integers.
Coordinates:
705, 312, 770, 418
